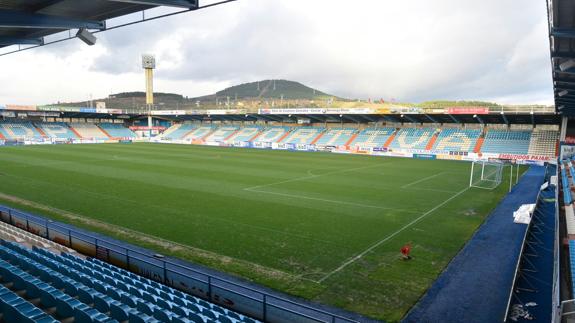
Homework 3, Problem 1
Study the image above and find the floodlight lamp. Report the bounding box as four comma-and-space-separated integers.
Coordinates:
77, 28, 97, 46
142, 54, 156, 69
473, 114, 477, 118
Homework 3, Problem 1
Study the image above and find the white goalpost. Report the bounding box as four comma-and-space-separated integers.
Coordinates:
469, 161, 504, 190
469, 160, 520, 191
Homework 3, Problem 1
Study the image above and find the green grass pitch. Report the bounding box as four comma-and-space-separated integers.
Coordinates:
0, 143, 518, 321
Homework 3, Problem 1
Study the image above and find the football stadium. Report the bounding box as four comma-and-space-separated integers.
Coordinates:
0, 1, 573, 323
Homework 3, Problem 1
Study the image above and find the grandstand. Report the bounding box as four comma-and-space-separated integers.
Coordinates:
314, 128, 357, 146
0, 119, 560, 158
348, 128, 396, 148
159, 123, 197, 141
480, 129, 532, 155
36, 122, 79, 140
528, 128, 559, 156
182, 125, 217, 141
98, 123, 137, 139
68, 123, 110, 140
0, 122, 44, 140
224, 126, 263, 144
432, 128, 481, 152
279, 127, 324, 145
0, 223, 258, 323
388, 128, 436, 150
252, 126, 291, 143
204, 126, 240, 142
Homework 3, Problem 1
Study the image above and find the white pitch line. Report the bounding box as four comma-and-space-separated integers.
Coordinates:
401, 171, 448, 189
317, 186, 470, 283
245, 188, 421, 214
404, 187, 459, 194
244, 163, 385, 191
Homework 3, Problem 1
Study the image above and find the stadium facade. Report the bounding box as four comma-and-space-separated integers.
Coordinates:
0, 104, 561, 166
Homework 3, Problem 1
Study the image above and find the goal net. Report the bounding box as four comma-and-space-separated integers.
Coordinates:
469, 161, 503, 190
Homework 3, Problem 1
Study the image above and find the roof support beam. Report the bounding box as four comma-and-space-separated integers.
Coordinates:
28, 0, 67, 12
554, 77, 575, 85
344, 115, 361, 123
0, 10, 105, 29
305, 114, 324, 123
380, 115, 395, 123
105, 0, 198, 8
424, 114, 438, 123
555, 85, 575, 92
0, 36, 43, 45
474, 115, 484, 125
551, 52, 575, 59
556, 97, 575, 104
551, 27, 575, 38
500, 113, 509, 126
447, 114, 460, 124
402, 114, 417, 123
554, 68, 575, 75
361, 115, 376, 122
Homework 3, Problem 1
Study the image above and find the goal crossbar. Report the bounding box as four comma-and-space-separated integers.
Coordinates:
469, 161, 503, 190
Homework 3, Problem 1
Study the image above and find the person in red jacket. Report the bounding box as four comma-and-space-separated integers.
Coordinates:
401, 242, 412, 260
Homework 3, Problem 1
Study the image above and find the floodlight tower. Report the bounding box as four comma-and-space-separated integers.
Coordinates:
142, 54, 155, 135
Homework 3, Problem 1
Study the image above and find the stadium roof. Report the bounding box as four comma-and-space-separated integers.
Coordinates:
0, 0, 198, 49
548, 0, 575, 115
111, 112, 559, 125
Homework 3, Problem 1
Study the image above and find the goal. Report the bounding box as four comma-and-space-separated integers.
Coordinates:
469, 161, 503, 190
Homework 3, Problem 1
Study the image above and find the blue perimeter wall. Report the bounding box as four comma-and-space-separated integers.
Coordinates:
403, 166, 546, 323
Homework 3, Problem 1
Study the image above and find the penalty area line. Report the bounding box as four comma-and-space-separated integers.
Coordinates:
401, 171, 448, 189
317, 186, 470, 283
244, 188, 421, 214
244, 163, 386, 191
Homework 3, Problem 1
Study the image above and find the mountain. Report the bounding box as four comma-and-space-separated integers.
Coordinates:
50, 80, 339, 110
211, 79, 335, 100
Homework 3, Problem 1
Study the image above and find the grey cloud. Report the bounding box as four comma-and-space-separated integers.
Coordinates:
87, 0, 552, 103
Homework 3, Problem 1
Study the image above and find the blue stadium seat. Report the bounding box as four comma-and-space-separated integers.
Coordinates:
98, 123, 137, 138
0, 121, 44, 140
432, 128, 481, 152
388, 128, 435, 150
279, 127, 324, 144
350, 128, 396, 148
36, 122, 78, 140
0, 239, 260, 323
314, 128, 356, 146
481, 129, 531, 154
252, 126, 292, 143
225, 126, 263, 143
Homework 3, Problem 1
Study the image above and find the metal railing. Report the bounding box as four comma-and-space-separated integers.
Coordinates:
503, 165, 547, 322
553, 164, 561, 322
559, 299, 575, 322
0, 204, 359, 323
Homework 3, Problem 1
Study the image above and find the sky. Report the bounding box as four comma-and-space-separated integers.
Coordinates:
0, 0, 553, 105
